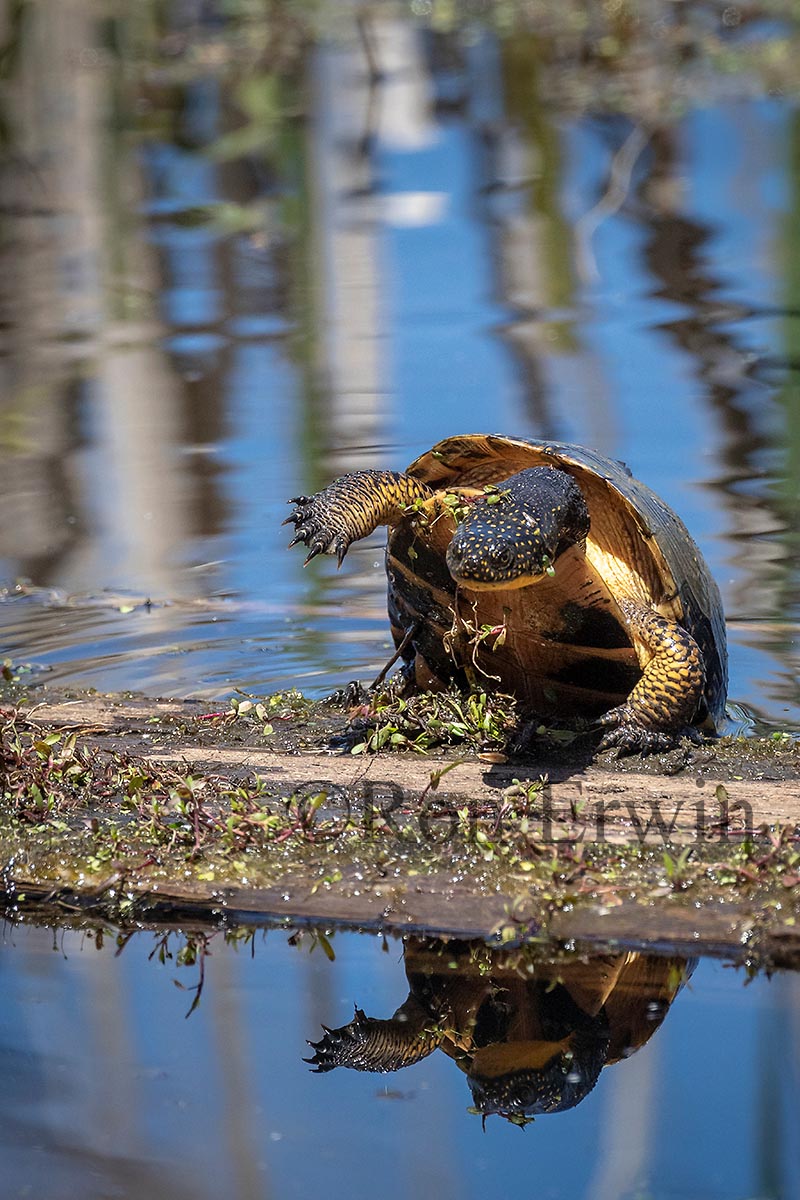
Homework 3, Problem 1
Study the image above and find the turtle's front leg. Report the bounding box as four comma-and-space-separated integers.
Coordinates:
304, 999, 442, 1074
598, 602, 706, 754
285, 470, 434, 565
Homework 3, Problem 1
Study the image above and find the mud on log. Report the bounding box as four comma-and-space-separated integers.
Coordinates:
2, 692, 800, 965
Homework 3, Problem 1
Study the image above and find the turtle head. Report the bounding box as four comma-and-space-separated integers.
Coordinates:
467, 1025, 610, 1121
445, 467, 590, 590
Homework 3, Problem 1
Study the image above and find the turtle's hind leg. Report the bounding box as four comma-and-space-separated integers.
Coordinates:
285, 470, 433, 565
598, 601, 706, 755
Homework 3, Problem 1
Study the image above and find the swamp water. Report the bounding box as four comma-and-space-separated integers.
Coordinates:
2, 923, 799, 1200
0, 0, 800, 729
2, 2, 800, 1196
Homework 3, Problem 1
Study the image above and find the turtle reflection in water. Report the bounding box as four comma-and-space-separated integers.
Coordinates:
286, 435, 727, 754
305, 940, 695, 1124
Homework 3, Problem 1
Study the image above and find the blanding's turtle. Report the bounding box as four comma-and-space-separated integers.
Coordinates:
304, 940, 695, 1122
285, 434, 727, 753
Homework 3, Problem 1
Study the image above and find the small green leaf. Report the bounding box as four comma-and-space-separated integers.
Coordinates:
316, 932, 336, 961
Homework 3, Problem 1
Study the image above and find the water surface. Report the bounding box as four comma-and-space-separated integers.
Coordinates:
1, 2, 800, 728
3, 10, 800, 1197
1, 922, 798, 1200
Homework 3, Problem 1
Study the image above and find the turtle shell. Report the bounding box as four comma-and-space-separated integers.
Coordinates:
386, 434, 727, 727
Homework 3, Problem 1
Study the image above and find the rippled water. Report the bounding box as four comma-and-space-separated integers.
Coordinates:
1, 1, 799, 728
3, 8, 800, 1193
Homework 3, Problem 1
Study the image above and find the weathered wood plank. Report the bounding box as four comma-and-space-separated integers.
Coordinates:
3, 693, 799, 963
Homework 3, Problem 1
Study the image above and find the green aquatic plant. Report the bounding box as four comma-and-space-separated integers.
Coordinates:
349, 687, 519, 756
2, 700, 800, 963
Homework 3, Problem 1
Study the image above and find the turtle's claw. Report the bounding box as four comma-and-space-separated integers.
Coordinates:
597, 705, 702, 756
285, 494, 353, 566
304, 535, 328, 565
598, 725, 675, 756
283, 497, 313, 529
597, 705, 672, 755
302, 1006, 374, 1073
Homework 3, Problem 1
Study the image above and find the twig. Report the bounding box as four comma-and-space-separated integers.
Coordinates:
371, 622, 419, 690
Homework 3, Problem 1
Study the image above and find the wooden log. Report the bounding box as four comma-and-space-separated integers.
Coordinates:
2, 693, 799, 965
20, 694, 800, 836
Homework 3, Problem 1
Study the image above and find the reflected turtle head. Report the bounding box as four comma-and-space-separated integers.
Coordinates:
466, 1027, 611, 1123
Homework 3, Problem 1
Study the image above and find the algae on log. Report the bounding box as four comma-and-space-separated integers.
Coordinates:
1, 692, 800, 966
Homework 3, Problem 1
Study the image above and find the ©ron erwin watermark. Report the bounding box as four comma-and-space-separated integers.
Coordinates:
287, 779, 758, 846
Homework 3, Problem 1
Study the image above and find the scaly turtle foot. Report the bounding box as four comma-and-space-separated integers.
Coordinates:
285, 469, 434, 566
597, 704, 704, 756
283, 492, 351, 565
